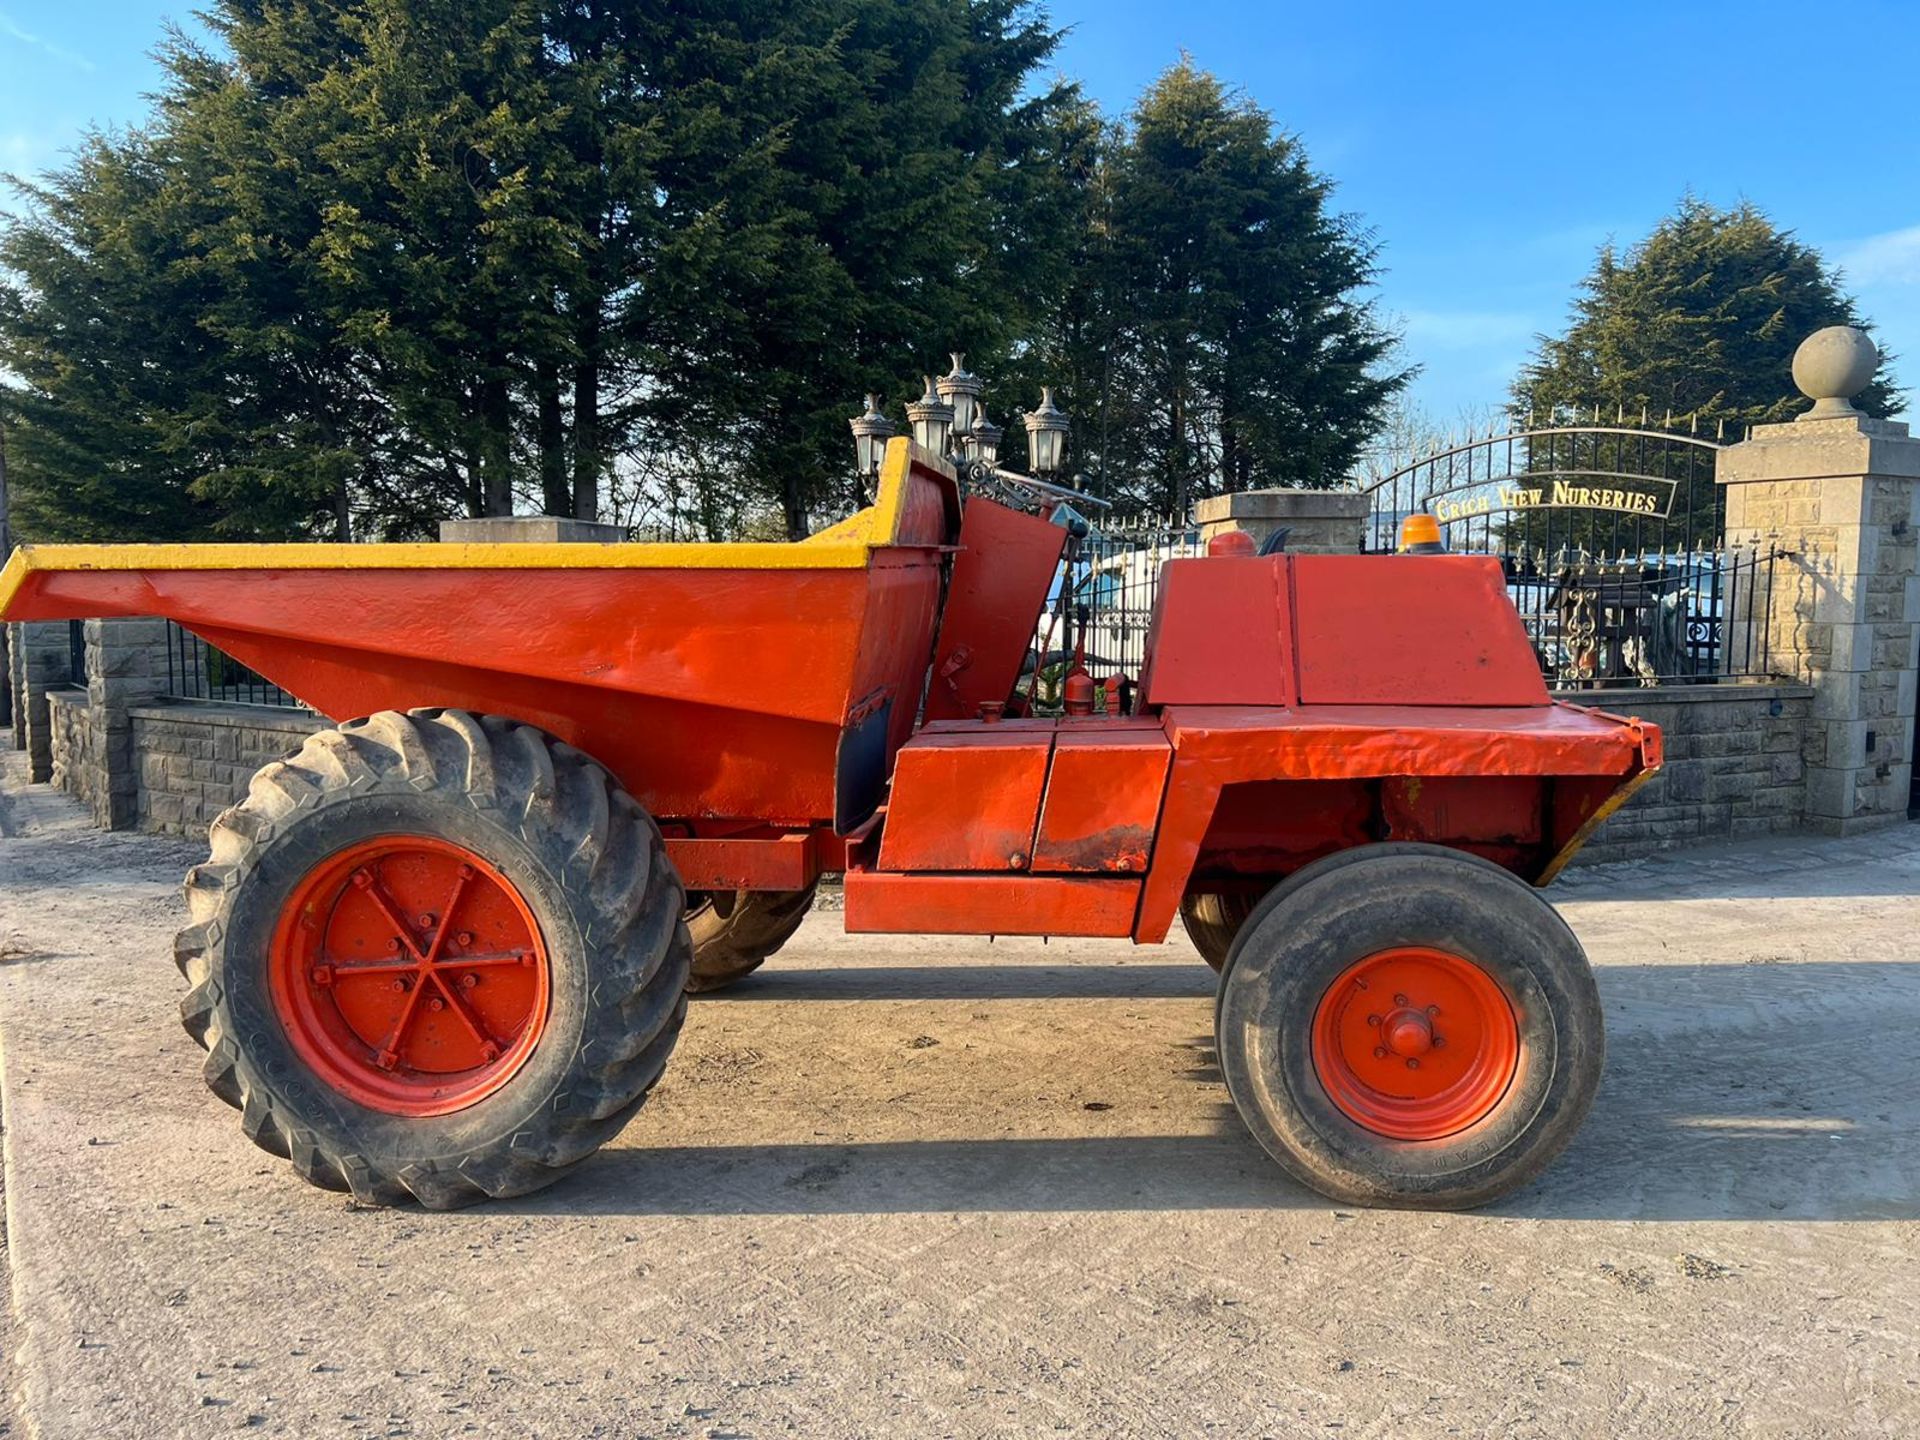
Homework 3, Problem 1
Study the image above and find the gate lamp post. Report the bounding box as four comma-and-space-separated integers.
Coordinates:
961, 407, 1003, 467
936, 353, 983, 440
1023, 387, 1070, 478
906, 377, 955, 456
848, 394, 894, 478
850, 357, 1101, 516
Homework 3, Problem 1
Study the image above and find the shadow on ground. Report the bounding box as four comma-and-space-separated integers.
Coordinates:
514, 957, 1920, 1227
704, 962, 1214, 1001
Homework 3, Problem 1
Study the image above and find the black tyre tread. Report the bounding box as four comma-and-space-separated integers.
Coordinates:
173, 708, 690, 1209
684, 886, 818, 993
1214, 843, 1535, 1021
1179, 891, 1258, 972
1216, 845, 1602, 1211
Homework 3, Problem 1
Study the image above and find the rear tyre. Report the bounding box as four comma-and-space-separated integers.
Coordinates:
684, 886, 817, 993
1179, 891, 1257, 972
173, 709, 691, 1209
1216, 846, 1603, 1211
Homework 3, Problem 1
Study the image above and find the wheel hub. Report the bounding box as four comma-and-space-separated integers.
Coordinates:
1380, 1006, 1434, 1057
1310, 947, 1519, 1141
269, 836, 551, 1116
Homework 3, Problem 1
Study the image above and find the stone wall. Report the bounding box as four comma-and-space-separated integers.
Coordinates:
131, 701, 324, 835
44, 688, 97, 813
1554, 682, 1814, 864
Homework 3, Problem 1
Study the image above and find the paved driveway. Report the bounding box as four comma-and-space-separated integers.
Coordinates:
2, 754, 1917, 1438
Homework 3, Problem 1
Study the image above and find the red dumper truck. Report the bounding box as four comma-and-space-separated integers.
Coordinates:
0, 441, 1658, 1210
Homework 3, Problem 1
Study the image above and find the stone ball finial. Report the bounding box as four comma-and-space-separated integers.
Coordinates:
1792, 325, 1879, 419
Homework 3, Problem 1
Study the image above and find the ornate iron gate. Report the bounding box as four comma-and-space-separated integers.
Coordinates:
1361, 419, 1782, 688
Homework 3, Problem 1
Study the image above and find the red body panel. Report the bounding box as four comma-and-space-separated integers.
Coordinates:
169, 561, 939, 827
1032, 725, 1171, 873
1140, 557, 1295, 707
923, 499, 1066, 722
1291, 554, 1547, 707
844, 873, 1141, 937
876, 726, 1052, 872
665, 833, 820, 892
1130, 702, 1655, 942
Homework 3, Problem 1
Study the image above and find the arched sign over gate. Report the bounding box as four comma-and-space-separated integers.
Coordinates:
1359, 421, 1781, 689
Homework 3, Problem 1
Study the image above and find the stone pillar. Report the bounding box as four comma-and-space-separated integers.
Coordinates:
1192, 489, 1368, 555
9, 620, 74, 782
83, 617, 172, 829
1718, 327, 1919, 834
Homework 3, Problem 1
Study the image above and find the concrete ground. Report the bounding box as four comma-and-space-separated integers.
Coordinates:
1, 751, 1917, 1439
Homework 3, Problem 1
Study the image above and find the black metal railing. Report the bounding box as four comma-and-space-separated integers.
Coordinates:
68, 618, 86, 682
1018, 512, 1200, 711
1015, 518, 1784, 699
1506, 544, 1786, 688
166, 622, 305, 709
1359, 419, 1785, 689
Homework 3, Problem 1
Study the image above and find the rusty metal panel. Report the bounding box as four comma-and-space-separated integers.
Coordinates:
876, 727, 1053, 871
1032, 725, 1172, 873
924, 498, 1067, 722
844, 872, 1140, 937
1291, 555, 1549, 707
1139, 556, 1294, 707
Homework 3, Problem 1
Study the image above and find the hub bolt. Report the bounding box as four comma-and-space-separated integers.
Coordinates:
457, 932, 475, 948
418, 913, 435, 930
391, 978, 410, 994
1366, 1014, 1381, 1027
1393, 993, 1408, 1006
1406, 1058, 1420, 1070
428, 997, 445, 1013
1373, 1046, 1389, 1059
460, 974, 479, 990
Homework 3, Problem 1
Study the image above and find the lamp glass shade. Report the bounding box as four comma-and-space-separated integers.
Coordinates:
906, 376, 955, 456
849, 394, 894, 475
937, 352, 982, 440
965, 409, 1003, 467
1023, 387, 1070, 475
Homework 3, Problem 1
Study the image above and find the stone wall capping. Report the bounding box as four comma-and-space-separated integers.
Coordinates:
126, 699, 324, 731
1550, 682, 1814, 707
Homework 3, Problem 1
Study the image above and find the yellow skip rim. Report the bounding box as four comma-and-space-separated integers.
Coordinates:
0, 439, 948, 617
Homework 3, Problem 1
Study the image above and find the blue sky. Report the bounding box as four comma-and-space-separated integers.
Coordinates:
3, 0, 1916, 422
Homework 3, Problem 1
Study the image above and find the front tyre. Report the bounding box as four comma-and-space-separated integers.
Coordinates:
1215, 846, 1603, 1211
174, 709, 691, 1209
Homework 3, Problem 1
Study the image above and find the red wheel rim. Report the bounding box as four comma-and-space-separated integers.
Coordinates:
269, 836, 551, 1116
1310, 947, 1519, 1141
